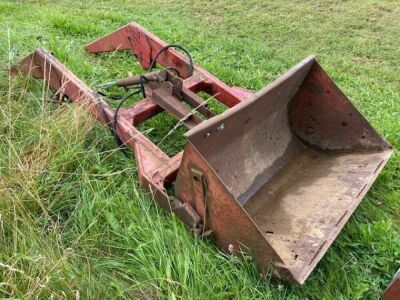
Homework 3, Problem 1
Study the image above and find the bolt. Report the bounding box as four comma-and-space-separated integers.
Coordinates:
306, 127, 314, 134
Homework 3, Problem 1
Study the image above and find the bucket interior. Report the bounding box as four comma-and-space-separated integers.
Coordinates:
185, 57, 392, 271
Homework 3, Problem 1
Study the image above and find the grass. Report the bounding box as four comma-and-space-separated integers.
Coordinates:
0, 0, 399, 298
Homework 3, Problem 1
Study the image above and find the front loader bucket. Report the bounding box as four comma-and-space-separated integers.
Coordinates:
175, 56, 393, 283
13, 20, 393, 283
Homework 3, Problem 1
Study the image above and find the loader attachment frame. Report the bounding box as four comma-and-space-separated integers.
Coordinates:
12, 22, 393, 284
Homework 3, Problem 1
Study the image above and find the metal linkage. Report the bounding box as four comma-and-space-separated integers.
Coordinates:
11, 27, 254, 238
85, 22, 253, 106
11, 48, 204, 233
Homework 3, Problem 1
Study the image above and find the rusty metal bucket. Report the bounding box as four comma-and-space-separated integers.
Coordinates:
175, 56, 393, 283
12, 21, 393, 283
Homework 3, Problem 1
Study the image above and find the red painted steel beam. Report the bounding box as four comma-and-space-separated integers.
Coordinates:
119, 98, 161, 126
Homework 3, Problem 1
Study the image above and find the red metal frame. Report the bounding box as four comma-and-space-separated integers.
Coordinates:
12, 47, 207, 229
11, 24, 254, 234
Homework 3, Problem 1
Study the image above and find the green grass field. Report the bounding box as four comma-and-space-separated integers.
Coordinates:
0, 0, 399, 299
